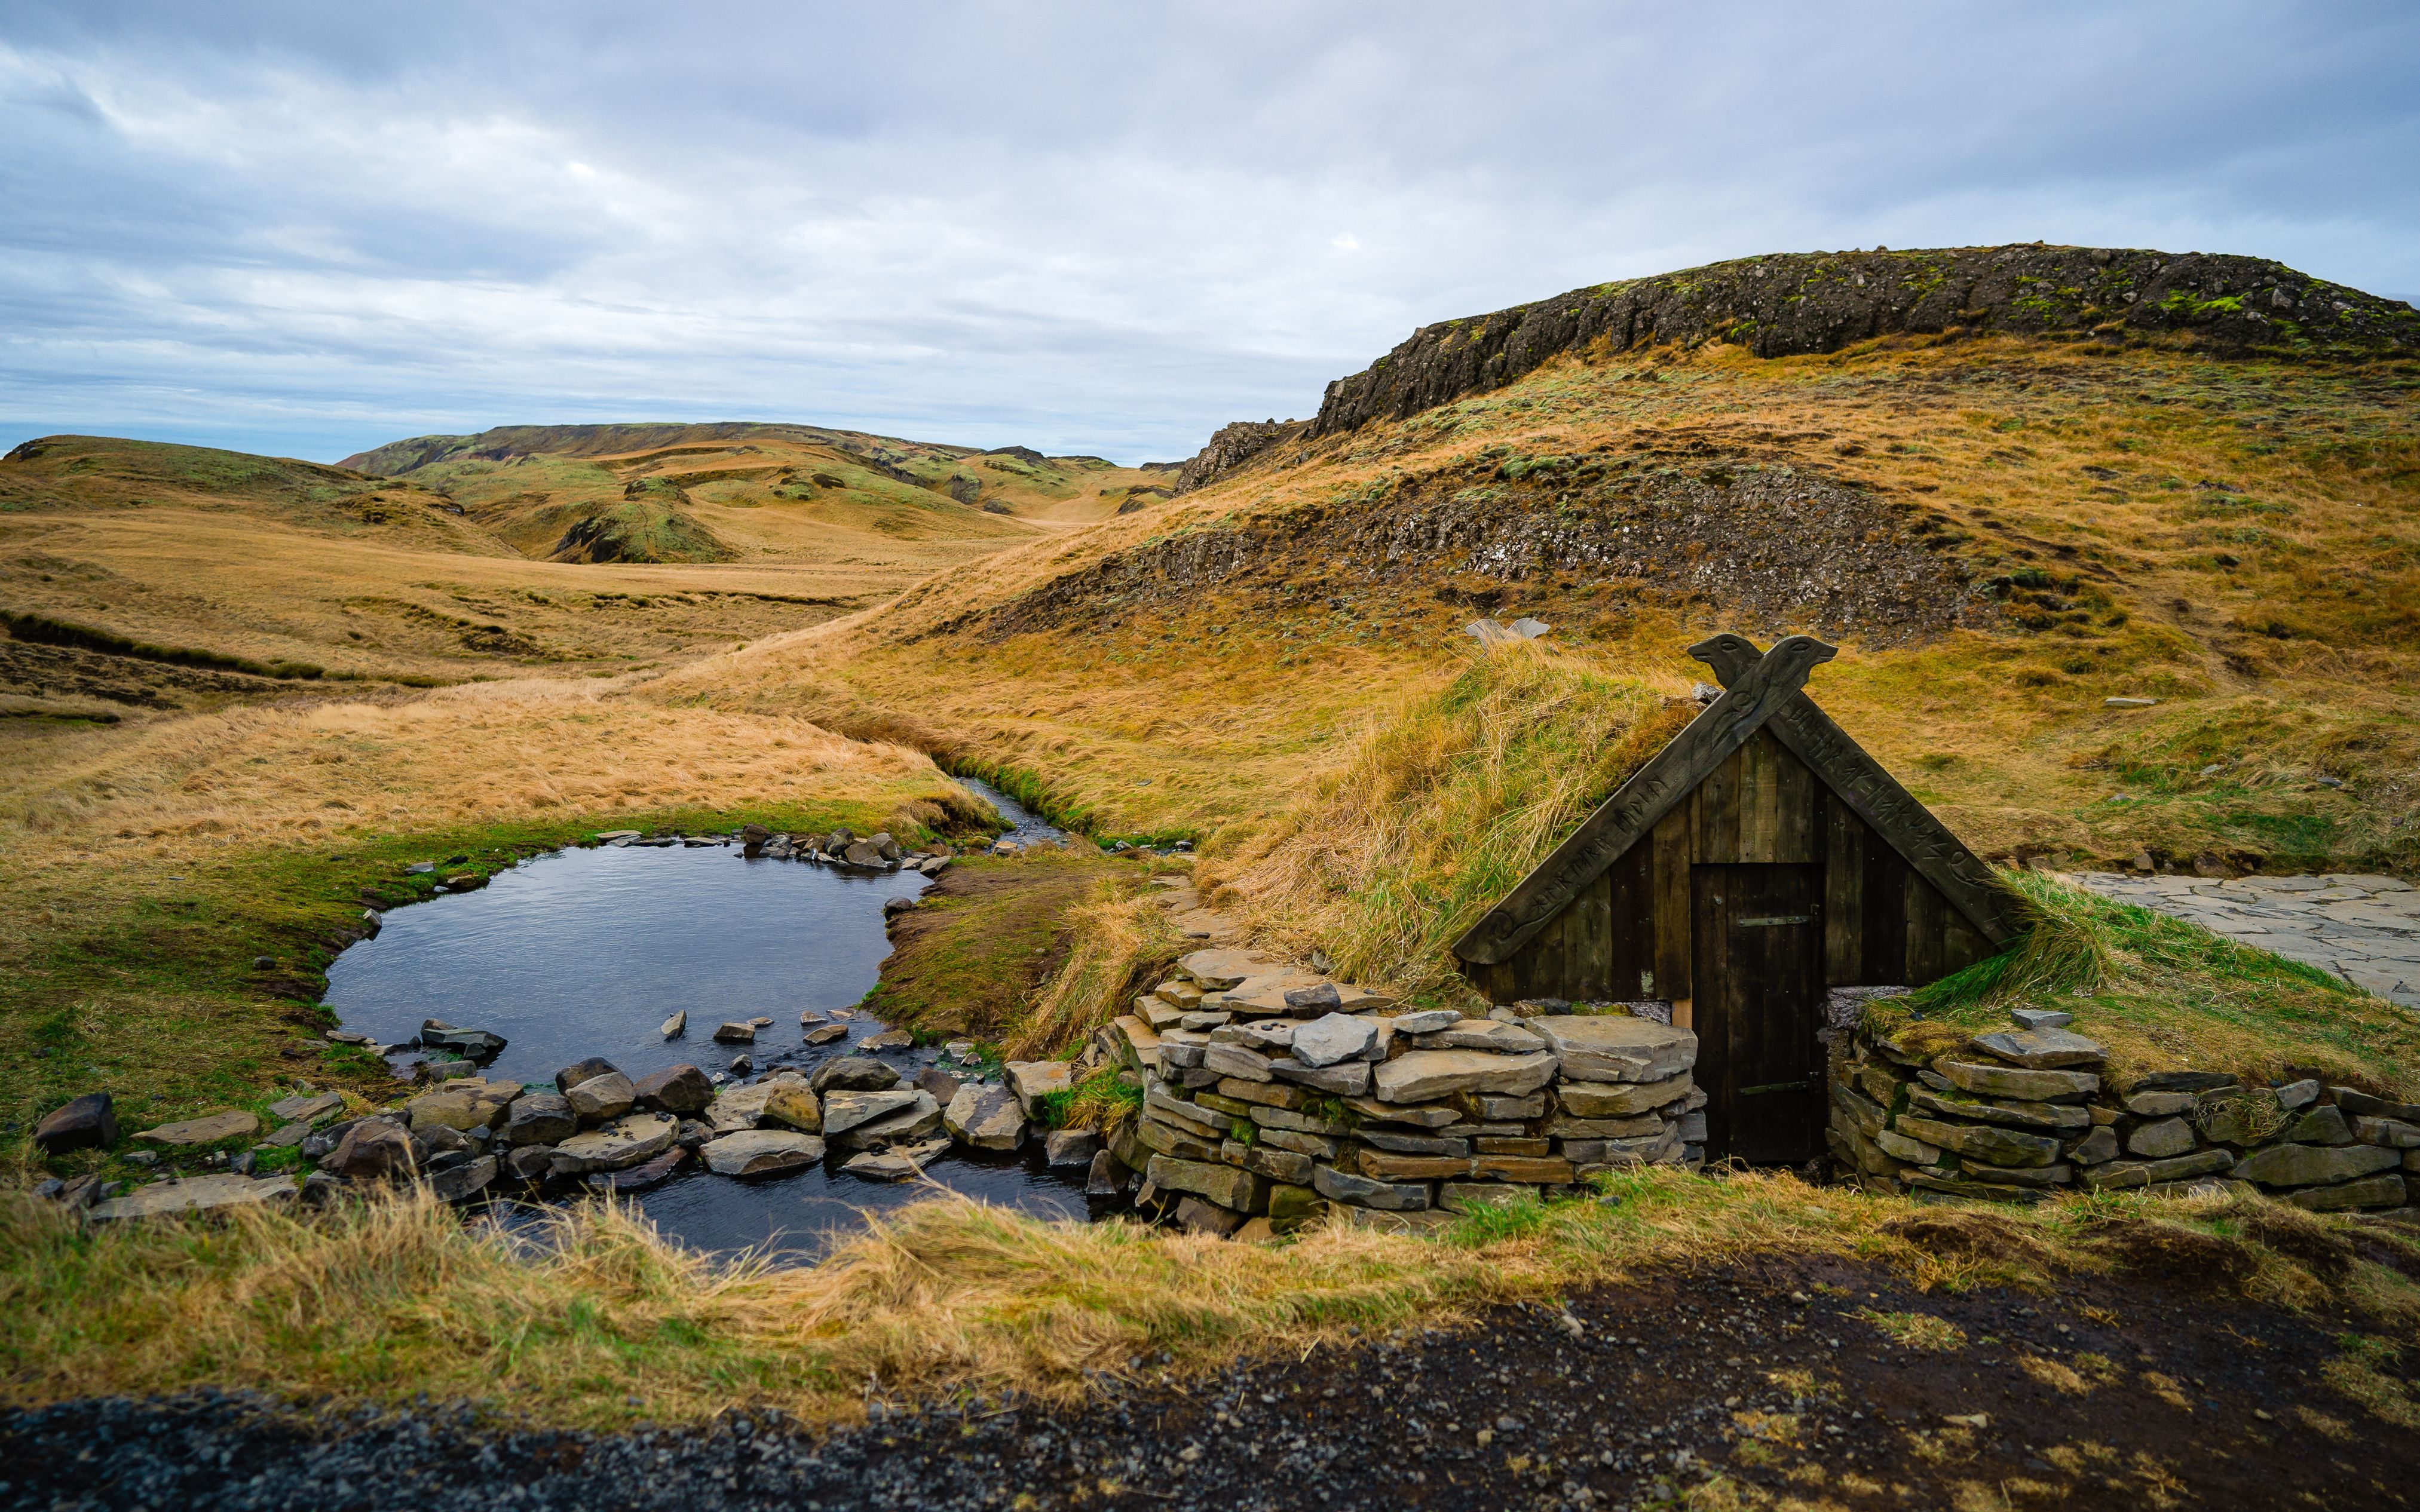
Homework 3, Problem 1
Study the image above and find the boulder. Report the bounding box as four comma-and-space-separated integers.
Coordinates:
1531, 1016, 1695, 1084
832, 1091, 944, 1150
712, 1022, 757, 1044
705, 1075, 803, 1134
587, 1147, 687, 1194
427, 1155, 498, 1204
822, 1088, 925, 1137
659, 1010, 687, 1039
87, 1173, 298, 1223
503, 1093, 577, 1146
810, 1056, 900, 1095
1085, 1147, 1128, 1195
503, 1145, 557, 1181
553, 1057, 621, 1094
1374, 1049, 1558, 1103
1046, 1128, 1100, 1167
2231, 1142, 2401, 1188
405, 1078, 520, 1134
803, 1023, 848, 1045
135, 1110, 262, 1148
703, 1130, 825, 1176
843, 1151, 920, 1182
858, 1028, 913, 1052
419, 1021, 507, 1059
549, 1112, 678, 1174
1004, 1060, 1073, 1117
324, 1117, 421, 1180
565, 1072, 638, 1124
631, 1064, 715, 1116
1965, 1026, 2105, 1070
944, 1084, 1027, 1151
762, 1082, 822, 1133
915, 1066, 963, 1104
1934, 1060, 2098, 1103
33, 1093, 118, 1155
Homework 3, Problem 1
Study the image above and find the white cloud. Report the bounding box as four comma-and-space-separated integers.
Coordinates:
0, 1, 2414, 463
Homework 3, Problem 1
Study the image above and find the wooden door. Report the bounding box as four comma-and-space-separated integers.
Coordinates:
1691, 863, 1824, 1164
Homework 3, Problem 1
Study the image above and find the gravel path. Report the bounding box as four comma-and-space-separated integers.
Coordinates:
2066, 870, 2420, 1007
8, 1250, 2415, 1511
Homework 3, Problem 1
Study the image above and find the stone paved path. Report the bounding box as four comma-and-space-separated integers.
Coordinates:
2066, 870, 2420, 1008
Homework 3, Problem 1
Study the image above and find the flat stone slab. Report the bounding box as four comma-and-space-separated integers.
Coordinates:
134, 1111, 261, 1147
1966, 1027, 2106, 1070
1178, 949, 1276, 990
1373, 1048, 1557, 1103
550, 1112, 678, 1174
944, 1084, 1027, 1150
268, 1091, 343, 1123
1530, 1016, 1696, 1083
90, 1173, 297, 1222
702, 1129, 824, 1176
823, 1088, 924, 1137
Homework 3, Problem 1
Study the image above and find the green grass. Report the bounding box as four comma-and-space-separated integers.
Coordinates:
854, 852, 1128, 1041
1868, 870, 2420, 1094
1039, 1066, 1144, 1135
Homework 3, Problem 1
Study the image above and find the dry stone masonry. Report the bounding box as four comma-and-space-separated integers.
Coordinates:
1091, 948, 1703, 1231
1833, 1010, 2418, 1213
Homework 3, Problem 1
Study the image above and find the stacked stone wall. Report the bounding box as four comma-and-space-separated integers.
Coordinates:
1833, 1011, 2419, 1212
1090, 949, 1702, 1232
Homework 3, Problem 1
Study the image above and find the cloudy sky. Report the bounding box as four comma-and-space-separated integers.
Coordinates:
2, 2, 2415, 465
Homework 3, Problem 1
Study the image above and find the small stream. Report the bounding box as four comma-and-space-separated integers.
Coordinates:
321, 830, 1092, 1258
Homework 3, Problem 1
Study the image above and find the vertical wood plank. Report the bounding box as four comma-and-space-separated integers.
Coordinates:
1903, 875, 1947, 985
1654, 803, 1693, 1001
1695, 745, 1745, 863
1605, 841, 1656, 999
1825, 796, 1863, 983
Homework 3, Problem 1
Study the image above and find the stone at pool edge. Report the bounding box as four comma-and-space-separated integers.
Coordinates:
944, 1084, 1027, 1151
810, 1057, 901, 1095
34, 1093, 118, 1154
702, 1129, 825, 1176
88, 1173, 298, 1223
632, 1064, 715, 1117
550, 1112, 678, 1175
134, 1110, 261, 1148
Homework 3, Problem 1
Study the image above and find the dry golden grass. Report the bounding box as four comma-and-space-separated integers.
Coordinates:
999, 875, 1182, 1059
4, 1168, 2412, 1426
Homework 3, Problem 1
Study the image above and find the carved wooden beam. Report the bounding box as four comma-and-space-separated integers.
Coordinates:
1453, 634, 1837, 965
1690, 633, 2028, 948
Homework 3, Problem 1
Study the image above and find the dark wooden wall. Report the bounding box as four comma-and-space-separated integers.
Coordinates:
1462, 729, 1989, 1004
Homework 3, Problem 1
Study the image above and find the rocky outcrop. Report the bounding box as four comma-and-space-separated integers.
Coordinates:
1309, 244, 2418, 438
1172, 419, 1309, 495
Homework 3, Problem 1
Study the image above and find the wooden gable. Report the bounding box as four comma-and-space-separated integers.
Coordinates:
1454, 633, 2023, 1005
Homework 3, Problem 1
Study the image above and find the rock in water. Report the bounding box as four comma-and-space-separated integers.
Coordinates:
810, 1056, 900, 1094
702, 1130, 824, 1177
503, 1093, 577, 1146
944, 1084, 1028, 1151
553, 1057, 621, 1093
917, 1066, 963, 1104
660, 1010, 687, 1039
564, 1072, 638, 1124
550, 1112, 679, 1175
1046, 1128, 1100, 1167
841, 1151, 918, 1182
427, 1155, 498, 1204
419, 1021, 507, 1059
762, 1082, 822, 1133
712, 1022, 756, 1044
587, 1147, 686, 1192
802, 1023, 848, 1045
631, 1064, 714, 1116
33, 1093, 118, 1154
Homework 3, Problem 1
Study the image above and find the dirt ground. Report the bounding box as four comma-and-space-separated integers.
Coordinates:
5, 1249, 2412, 1512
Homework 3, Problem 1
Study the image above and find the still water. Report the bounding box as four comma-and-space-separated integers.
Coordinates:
321, 840, 1092, 1258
